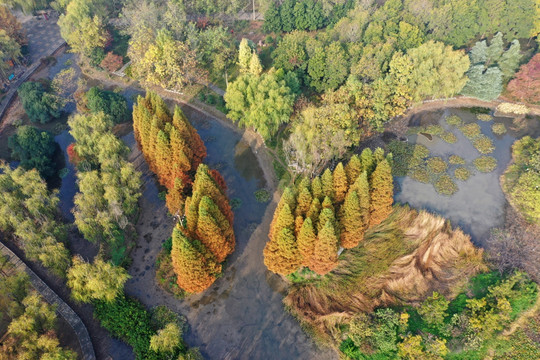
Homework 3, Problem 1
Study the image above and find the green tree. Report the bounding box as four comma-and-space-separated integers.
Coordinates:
461, 65, 503, 101
58, 0, 108, 57
263, 1, 282, 33
498, 40, 521, 80
0, 29, 21, 79
280, 0, 296, 32
224, 69, 295, 141
8, 126, 57, 179
271, 30, 309, 73
321, 168, 334, 200
85, 87, 129, 123
149, 322, 181, 354
418, 292, 449, 329
238, 38, 252, 72
17, 81, 62, 124
67, 256, 129, 303
389, 41, 470, 102
340, 190, 365, 249
249, 51, 263, 76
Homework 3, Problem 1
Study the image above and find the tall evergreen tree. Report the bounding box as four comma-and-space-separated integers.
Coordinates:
321, 168, 334, 200
263, 227, 301, 275
340, 191, 365, 249
346, 155, 362, 185
360, 148, 375, 175
461, 65, 503, 101
306, 197, 321, 226
280, 0, 296, 32
311, 220, 338, 275
311, 176, 323, 200
317, 207, 336, 234
195, 196, 234, 263
333, 162, 348, 203
249, 51, 263, 76
171, 227, 220, 294
297, 217, 316, 267
369, 159, 394, 226
498, 40, 521, 80
296, 185, 312, 217
263, 1, 282, 33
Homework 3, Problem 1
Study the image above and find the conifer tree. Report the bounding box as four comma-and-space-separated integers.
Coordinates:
171, 227, 220, 294
195, 196, 234, 263
374, 147, 386, 165
360, 148, 374, 175
297, 217, 316, 267
238, 38, 252, 72
498, 39, 521, 80
270, 187, 296, 237
263, 228, 301, 275
321, 168, 334, 200
346, 155, 362, 184
311, 176, 323, 200
296, 186, 312, 217
369, 159, 394, 226
321, 196, 334, 212
340, 191, 365, 249
249, 51, 263, 76
311, 220, 338, 275
294, 215, 304, 237
269, 203, 294, 242
333, 162, 348, 203
306, 197, 321, 226
318, 207, 336, 234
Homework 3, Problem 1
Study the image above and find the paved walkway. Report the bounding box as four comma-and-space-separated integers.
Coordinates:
0, 241, 96, 360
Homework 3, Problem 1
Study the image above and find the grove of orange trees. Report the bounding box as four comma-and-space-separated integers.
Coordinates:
264, 148, 394, 276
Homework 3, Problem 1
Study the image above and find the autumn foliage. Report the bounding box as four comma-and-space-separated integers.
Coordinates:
507, 53, 540, 104
134, 92, 234, 293
264, 148, 394, 276
133, 91, 207, 214
171, 164, 235, 293
100, 52, 124, 72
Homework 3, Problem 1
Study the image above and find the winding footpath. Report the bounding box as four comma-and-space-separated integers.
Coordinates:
0, 241, 96, 360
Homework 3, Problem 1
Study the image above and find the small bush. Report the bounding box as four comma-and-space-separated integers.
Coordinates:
435, 175, 458, 195
474, 156, 497, 173
496, 102, 529, 115
410, 168, 430, 183
449, 155, 465, 165
492, 123, 507, 135
230, 198, 242, 210
427, 157, 448, 174
459, 123, 481, 139
477, 114, 493, 122
446, 115, 463, 127
454, 167, 471, 181
472, 135, 495, 154
440, 132, 457, 143
254, 189, 271, 202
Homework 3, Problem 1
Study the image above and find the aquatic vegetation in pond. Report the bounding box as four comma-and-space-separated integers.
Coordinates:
387, 141, 430, 177
446, 115, 463, 127
440, 131, 457, 143
408, 124, 444, 136
454, 167, 471, 181
473, 135, 495, 154
435, 175, 458, 195
427, 157, 448, 174
477, 114, 493, 122
254, 188, 271, 202
492, 123, 507, 135
58, 167, 69, 178
410, 168, 430, 183
474, 156, 498, 173
230, 197, 242, 210
449, 155, 466, 165
496, 102, 529, 115
459, 123, 481, 139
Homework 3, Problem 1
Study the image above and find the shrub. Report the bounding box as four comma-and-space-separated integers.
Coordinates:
17, 81, 62, 123
440, 132, 457, 143
446, 115, 463, 127
8, 126, 57, 179
459, 123, 481, 139
435, 175, 458, 195
86, 87, 129, 123
496, 102, 529, 115
477, 114, 493, 122
492, 123, 507, 135
449, 155, 466, 165
454, 167, 471, 181
473, 135, 495, 154
474, 156, 498, 173
100, 52, 124, 72
427, 157, 448, 174
254, 189, 271, 203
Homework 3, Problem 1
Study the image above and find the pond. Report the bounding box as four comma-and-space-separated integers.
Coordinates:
394, 108, 540, 246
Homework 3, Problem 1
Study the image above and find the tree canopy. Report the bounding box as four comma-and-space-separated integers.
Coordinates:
17, 81, 62, 124
8, 126, 57, 179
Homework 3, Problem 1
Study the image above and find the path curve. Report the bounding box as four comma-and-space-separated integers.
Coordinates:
0, 241, 96, 360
